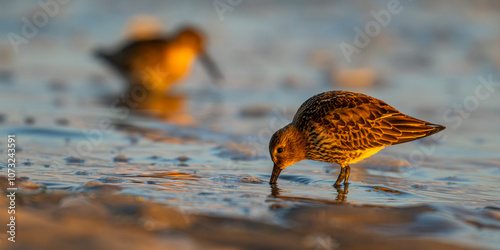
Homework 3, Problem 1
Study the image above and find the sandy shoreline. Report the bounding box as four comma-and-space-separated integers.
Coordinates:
1, 176, 485, 250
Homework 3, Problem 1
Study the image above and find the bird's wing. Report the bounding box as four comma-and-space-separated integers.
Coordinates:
295, 91, 445, 150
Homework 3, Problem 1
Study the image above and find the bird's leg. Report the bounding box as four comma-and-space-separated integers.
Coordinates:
344, 165, 351, 185
334, 165, 346, 187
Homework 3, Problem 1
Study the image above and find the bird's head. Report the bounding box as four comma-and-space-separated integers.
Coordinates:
269, 124, 306, 184
175, 26, 224, 82
176, 27, 205, 54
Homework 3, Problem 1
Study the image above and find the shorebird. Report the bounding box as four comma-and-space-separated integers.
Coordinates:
269, 91, 445, 186
95, 26, 222, 94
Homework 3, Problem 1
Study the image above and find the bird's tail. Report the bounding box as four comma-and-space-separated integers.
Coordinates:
385, 114, 446, 145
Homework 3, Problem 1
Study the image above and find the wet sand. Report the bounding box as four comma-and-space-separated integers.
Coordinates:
1, 178, 487, 250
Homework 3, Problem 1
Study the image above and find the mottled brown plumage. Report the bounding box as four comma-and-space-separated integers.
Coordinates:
269, 91, 445, 186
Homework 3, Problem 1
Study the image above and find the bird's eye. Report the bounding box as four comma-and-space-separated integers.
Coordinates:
277, 148, 284, 153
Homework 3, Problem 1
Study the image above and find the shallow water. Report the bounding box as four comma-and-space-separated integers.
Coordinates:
1, 0, 500, 249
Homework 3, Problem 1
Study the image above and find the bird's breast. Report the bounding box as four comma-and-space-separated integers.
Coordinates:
305, 145, 385, 165
164, 45, 197, 80
346, 146, 385, 164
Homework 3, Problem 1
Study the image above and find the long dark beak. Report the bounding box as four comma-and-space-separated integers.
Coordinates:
269, 164, 283, 184
199, 52, 223, 84
94, 48, 114, 65
94, 48, 125, 73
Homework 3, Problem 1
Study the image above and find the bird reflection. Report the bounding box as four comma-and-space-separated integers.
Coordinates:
334, 184, 348, 203
95, 26, 223, 95
270, 184, 282, 197
103, 91, 193, 125
135, 93, 193, 125
268, 183, 349, 205
128, 92, 195, 125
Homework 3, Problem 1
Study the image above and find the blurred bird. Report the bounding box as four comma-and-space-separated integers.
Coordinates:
269, 91, 445, 186
95, 26, 223, 94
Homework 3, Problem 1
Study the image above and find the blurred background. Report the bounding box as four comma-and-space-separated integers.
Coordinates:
1, 0, 500, 249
